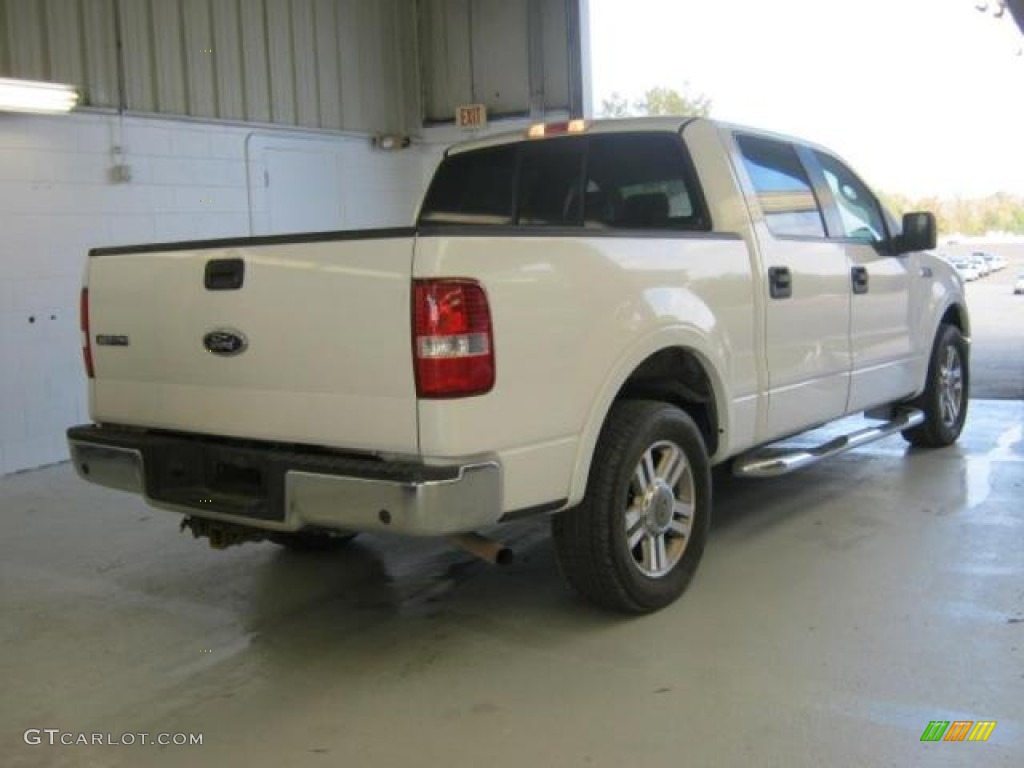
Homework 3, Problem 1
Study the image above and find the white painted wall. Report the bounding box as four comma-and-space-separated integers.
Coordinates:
247, 132, 426, 235
0, 110, 429, 475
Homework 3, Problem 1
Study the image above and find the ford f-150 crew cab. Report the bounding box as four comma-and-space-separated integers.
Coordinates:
68, 117, 969, 613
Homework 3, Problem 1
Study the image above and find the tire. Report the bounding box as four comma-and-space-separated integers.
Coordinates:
901, 324, 969, 448
268, 530, 358, 551
552, 400, 711, 614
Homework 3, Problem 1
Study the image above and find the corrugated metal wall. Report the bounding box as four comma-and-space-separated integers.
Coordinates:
418, 0, 575, 122
0, 0, 581, 130
0, 0, 418, 133
0, 0, 121, 107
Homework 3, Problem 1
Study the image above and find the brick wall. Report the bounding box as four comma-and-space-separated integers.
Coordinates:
0, 111, 430, 474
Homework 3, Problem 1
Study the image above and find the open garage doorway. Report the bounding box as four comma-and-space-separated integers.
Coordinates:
587, 0, 1024, 398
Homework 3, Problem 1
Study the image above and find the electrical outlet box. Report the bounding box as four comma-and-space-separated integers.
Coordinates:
109, 164, 132, 184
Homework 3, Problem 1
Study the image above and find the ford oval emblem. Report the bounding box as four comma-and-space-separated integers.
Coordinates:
203, 329, 248, 357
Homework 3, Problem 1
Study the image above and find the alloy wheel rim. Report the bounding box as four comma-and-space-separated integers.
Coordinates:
624, 439, 695, 578
938, 345, 963, 428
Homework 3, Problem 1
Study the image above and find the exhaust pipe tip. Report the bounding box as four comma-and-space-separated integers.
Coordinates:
450, 532, 514, 566
494, 547, 515, 566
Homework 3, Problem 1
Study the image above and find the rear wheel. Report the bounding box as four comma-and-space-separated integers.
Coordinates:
552, 400, 711, 614
268, 530, 358, 551
902, 324, 968, 447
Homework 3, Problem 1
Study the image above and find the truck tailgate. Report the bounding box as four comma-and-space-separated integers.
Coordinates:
86, 232, 419, 455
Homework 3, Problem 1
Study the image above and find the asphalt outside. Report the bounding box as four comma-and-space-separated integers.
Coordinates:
945, 242, 1024, 400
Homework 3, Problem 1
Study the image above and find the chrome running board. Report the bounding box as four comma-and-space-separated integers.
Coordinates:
732, 409, 925, 478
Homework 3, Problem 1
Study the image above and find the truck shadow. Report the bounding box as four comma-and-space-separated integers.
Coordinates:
228, 440, 978, 674
245, 517, 578, 625
240, 458, 897, 635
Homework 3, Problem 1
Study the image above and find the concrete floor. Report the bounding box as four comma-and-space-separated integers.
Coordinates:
2, 400, 1022, 768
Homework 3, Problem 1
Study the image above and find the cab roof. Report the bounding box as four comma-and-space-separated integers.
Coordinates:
445, 116, 697, 156
443, 115, 834, 160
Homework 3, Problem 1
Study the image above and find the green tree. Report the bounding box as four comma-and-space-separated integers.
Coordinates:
640, 85, 711, 117
598, 84, 712, 118
882, 191, 1024, 236
878, 191, 912, 217
599, 92, 631, 118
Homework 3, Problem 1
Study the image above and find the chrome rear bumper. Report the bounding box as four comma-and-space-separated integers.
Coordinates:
67, 426, 501, 537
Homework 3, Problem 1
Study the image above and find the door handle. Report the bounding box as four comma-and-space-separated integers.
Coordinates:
204, 258, 245, 291
851, 266, 869, 295
768, 266, 792, 299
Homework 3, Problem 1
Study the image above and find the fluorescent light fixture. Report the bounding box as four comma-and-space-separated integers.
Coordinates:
0, 77, 80, 115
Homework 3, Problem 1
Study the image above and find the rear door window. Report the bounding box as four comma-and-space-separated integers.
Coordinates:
736, 134, 826, 238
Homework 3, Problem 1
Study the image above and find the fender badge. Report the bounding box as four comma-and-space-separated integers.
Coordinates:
96, 334, 130, 347
203, 329, 248, 357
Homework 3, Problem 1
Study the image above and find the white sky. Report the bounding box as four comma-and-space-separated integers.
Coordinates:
587, 0, 1024, 198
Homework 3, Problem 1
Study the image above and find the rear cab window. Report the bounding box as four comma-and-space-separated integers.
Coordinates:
418, 145, 517, 225
585, 134, 707, 230
516, 140, 585, 226
418, 131, 710, 232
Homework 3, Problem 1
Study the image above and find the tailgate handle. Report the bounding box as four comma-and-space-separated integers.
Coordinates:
204, 259, 245, 291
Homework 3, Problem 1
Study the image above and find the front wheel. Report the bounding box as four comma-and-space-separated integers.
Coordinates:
902, 324, 969, 447
552, 400, 711, 614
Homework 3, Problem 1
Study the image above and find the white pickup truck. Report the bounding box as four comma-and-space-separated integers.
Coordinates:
68, 117, 969, 613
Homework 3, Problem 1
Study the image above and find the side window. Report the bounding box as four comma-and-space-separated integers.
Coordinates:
736, 135, 825, 238
418, 145, 517, 225
516, 139, 585, 226
814, 152, 887, 242
585, 134, 707, 231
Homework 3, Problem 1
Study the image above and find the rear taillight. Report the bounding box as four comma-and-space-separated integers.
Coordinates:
80, 287, 94, 378
413, 279, 494, 398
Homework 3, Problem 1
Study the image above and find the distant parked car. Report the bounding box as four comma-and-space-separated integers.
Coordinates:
953, 259, 980, 281
966, 254, 990, 277
975, 251, 1007, 271
1014, 272, 1024, 295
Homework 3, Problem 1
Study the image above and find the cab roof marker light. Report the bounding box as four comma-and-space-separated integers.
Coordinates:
527, 120, 587, 139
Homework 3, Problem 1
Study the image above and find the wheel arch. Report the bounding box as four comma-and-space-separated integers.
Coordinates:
940, 301, 970, 338
567, 334, 727, 507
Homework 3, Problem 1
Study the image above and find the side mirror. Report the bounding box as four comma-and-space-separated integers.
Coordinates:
893, 211, 936, 255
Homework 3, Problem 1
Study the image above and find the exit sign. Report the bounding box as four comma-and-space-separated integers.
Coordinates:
456, 104, 487, 130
